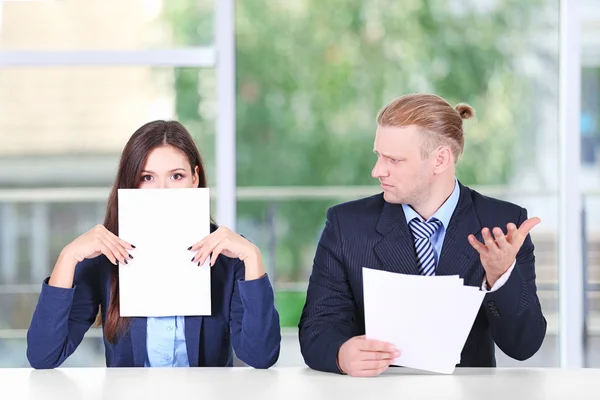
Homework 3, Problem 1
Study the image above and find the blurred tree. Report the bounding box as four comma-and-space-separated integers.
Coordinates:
162, 0, 554, 322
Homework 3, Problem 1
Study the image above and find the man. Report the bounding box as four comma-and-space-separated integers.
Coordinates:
298, 93, 546, 377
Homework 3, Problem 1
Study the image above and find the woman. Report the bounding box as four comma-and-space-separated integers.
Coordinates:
26, 120, 281, 369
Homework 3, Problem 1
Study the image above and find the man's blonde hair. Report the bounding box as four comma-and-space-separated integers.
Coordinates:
376, 93, 475, 161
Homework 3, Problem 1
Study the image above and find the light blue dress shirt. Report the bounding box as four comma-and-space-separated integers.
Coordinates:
144, 316, 189, 367
402, 178, 460, 265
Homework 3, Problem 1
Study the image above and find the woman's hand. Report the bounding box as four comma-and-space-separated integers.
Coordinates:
49, 225, 135, 289
62, 224, 135, 266
188, 226, 265, 280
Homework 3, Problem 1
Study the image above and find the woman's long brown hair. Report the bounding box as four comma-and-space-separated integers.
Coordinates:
101, 120, 209, 343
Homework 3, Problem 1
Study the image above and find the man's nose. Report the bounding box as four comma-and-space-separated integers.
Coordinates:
371, 159, 388, 178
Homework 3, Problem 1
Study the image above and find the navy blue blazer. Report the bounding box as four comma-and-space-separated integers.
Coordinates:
26, 229, 281, 369
298, 181, 547, 373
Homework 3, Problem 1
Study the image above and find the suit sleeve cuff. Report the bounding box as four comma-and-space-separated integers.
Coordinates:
236, 273, 275, 312
483, 263, 529, 318
481, 260, 516, 292
327, 333, 350, 374
40, 277, 76, 302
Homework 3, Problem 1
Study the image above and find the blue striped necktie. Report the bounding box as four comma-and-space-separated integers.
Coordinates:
408, 217, 442, 276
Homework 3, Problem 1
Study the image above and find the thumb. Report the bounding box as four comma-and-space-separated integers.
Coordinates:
519, 217, 541, 235
515, 217, 541, 245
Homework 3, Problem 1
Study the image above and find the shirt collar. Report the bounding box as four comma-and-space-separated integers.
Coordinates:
402, 178, 460, 229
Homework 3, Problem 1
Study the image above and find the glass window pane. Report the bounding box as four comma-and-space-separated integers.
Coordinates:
0, 66, 216, 175
0, 0, 213, 50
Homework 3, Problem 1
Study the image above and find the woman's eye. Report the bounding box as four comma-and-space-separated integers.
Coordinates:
173, 173, 183, 180
141, 175, 153, 182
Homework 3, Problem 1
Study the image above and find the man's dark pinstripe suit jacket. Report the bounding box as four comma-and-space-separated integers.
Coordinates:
298, 181, 547, 373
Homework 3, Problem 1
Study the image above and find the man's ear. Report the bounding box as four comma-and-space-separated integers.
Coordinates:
433, 146, 453, 174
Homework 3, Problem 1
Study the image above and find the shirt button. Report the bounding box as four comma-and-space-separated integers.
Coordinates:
167, 326, 173, 331
164, 356, 172, 362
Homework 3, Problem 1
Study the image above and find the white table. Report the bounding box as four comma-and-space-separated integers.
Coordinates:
1, 367, 598, 400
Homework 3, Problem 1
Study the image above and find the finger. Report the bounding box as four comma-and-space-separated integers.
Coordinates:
96, 240, 119, 265
506, 223, 517, 243
356, 339, 396, 353
360, 350, 400, 361
113, 234, 135, 250
95, 225, 134, 250
101, 227, 135, 250
193, 237, 221, 264
99, 237, 126, 265
103, 233, 132, 263
191, 239, 212, 263
193, 231, 225, 261
209, 242, 227, 266
359, 359, 394, 371
467, 234, 487, 254
353, 365, 390, 377
188, 236, 209, 252
492, 227, 510, 250
106, 234, 132, 262
189, 227, 226, 251
481, 228, 499, 251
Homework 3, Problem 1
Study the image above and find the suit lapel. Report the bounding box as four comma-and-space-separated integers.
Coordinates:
130, 317, 147, 367
436, 183, 482, 278
185, 316, 202, 367
374, 200, 419, 275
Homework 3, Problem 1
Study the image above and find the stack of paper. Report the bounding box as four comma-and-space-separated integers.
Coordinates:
117, 188, 212, 317
363, 267, 485, 374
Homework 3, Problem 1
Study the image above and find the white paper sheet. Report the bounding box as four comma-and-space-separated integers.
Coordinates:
363, 267, 485, 374
117, 188, 212, 317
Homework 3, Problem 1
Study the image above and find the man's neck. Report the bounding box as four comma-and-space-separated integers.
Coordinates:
411, 177, 456, 221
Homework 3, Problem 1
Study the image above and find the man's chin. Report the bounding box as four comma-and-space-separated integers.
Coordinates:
382, 192, 404, 204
